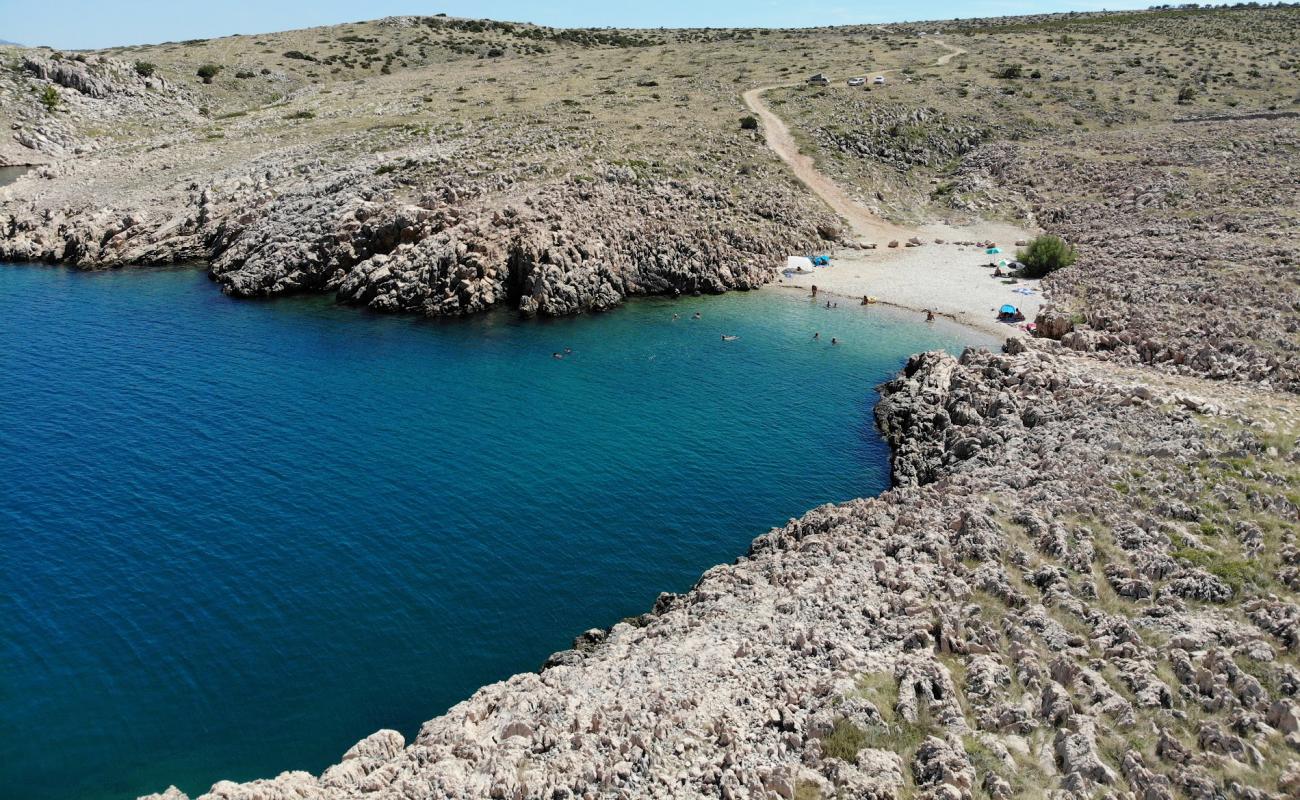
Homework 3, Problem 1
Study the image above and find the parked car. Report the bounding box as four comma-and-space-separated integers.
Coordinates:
807, 73, 830, 86
847, 77, 865, 87
873, 75, 887, 85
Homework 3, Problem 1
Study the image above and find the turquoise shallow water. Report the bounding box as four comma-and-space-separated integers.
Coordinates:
0, 264, 987, 800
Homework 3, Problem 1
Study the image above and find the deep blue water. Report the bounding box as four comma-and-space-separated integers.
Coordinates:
0, 263, 985, 800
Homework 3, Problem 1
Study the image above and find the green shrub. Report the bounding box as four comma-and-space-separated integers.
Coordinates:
284, 110, 315, 120
1177, 85, 1197, 104
196, 64, 222, 83
820, 717, 870, 761
283, 50, 316, 62
739, 115, 758, 130
996, 64, 1024, 79
40, 85, 59, 112
1017, 235, 1077, 278
133, 61, 156, 78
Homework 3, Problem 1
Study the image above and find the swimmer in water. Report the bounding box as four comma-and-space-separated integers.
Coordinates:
722, 334, 739, 341
552, 352, 563, 359
831, 338, 839, 345
564, 347, 573, 354
692, 312, 701, 320
673, 313, 680, 320
813, 332, 820, 340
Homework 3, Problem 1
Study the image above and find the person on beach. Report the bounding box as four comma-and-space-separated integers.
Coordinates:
926, 310, 935, 322
811, 284, 818, 297
862, 295, 869, 305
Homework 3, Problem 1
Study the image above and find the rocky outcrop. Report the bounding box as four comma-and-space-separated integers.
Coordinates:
206, 168, 821, 316
965, 120, 1300, 392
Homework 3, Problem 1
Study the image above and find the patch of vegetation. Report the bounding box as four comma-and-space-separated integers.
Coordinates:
821, 716, 871, 761
196, 64, 222, 84
40, 85, 59, 112
284, 110, 316, 120
283, 50, 317, 62
1017, 234, 1078, 278
739, 115, 758, 130
133, 61, 156, 78
1170, 545, 1260, 596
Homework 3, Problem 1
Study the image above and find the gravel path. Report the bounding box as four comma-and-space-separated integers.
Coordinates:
743, 41, 1041, 336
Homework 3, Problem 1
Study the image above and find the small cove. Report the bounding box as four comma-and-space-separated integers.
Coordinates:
0, 263, 993, 800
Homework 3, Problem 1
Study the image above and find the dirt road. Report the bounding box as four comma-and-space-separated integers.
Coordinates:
741, 42, 1044, 337
740, 41, 966, 242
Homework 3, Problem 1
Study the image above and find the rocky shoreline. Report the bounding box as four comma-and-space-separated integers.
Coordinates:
143, 339, 1300, 800
3, 9, 1297, 798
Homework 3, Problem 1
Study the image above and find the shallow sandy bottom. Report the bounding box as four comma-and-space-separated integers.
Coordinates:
775, 219, 1043, 339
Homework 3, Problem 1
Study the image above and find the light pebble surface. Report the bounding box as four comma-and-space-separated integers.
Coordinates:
776, 219, 1043, 339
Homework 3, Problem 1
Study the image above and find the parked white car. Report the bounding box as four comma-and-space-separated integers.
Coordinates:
847, 77, 865, 87
873, 75, 887, 85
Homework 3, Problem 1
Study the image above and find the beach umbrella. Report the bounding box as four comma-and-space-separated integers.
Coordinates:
986, 247, 1001, 255
1000, 304, 1017, 315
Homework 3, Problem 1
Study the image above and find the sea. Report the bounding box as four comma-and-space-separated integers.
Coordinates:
0, 262, 989, 800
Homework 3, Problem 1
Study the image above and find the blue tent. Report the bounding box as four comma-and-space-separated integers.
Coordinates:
1000, 304, 1018, 315
810, 254, 831, 266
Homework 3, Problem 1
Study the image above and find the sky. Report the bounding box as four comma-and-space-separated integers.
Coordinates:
1, 0, 1158, 50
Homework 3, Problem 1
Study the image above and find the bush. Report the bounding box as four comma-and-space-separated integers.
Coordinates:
196, 64, 222, 84
1177, 85, 1197, 104
996, 64, 1024, 79
739, 115, 758, 130
283, 50, 316, 62
134, 61, 156, 78
820, 718, 870, 761
1016, 235, 1077, 278
40, 85, 59, 112
284, 110, 315, 120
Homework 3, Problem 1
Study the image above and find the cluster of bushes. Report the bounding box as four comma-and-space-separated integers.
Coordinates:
283, 50, 317, 62
133, 61, 156, 78
1017, 235, 1078, 278
196, 64, 221, 84
739, 115, 759, 130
